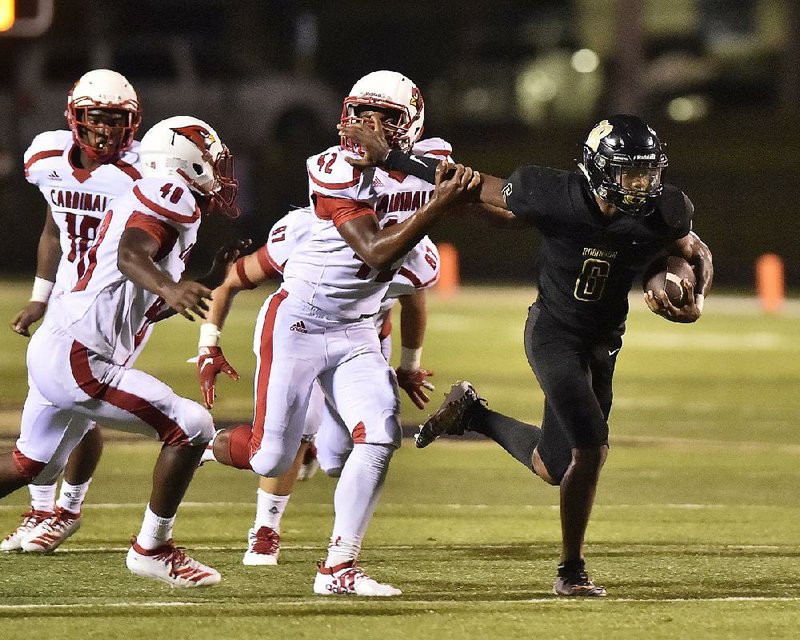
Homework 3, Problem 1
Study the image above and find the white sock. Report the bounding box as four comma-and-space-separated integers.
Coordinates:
28, 483, 57, 513
136, 504, 176, 550
200, 441, 217, 464
56, 479, 91, 515
254, 489, 290, 532
325, 444, 393, 567
325, 534, 362, 567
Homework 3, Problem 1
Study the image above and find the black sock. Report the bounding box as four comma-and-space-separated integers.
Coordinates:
558, 559, 586, 577
464, 404, 541, 473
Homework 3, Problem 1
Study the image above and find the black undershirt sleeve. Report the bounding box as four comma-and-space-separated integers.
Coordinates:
384, 150, 439, 184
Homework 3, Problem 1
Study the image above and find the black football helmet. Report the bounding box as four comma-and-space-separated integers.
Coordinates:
579, 114, 668, 214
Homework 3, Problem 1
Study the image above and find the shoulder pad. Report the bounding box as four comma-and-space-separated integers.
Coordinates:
119, 140, 142, 167
307, 146, 364, 197
658, 184, 692, 229
24, 131, 71, 182
131, 177, 200, 226
396, 236, 440, 290
24, 130, 71, 161
267, 206, 314, 266
412, 138, 453, 158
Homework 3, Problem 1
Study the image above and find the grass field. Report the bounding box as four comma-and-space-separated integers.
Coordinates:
1, 280, 800, 639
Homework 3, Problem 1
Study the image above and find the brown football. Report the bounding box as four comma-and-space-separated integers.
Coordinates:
642, 255, 696, 307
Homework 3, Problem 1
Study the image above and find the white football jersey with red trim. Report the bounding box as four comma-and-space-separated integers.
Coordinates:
374, 234, 441, 344
263, 207, 314, 273
24, 130, 142, 294
45, 176, 200, 365
282, 138, 452, 319
265, 205, 440, 303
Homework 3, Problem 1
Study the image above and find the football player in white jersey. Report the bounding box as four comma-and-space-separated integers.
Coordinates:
199, 70, 477, 595
195, 205, 440, 566
2, 70, 143, 553
0, 115, 242, 588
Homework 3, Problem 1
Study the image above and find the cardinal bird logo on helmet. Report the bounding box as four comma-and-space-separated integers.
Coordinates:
171, 125, 216, 152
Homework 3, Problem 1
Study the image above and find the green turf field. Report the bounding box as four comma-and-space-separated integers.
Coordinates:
1, 281, 799, 639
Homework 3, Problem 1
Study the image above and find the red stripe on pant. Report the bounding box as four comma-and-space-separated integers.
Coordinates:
69, 341, 188, 446
251, 289, 289, 455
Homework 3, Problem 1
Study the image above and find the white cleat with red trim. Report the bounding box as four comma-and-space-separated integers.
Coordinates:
21, 507, 81, 552
242, 526, 280, 566
126, 537, 221, 587
313, 560, 402, 596
1, 508, 53, 551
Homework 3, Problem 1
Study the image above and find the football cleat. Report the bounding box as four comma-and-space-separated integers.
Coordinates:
415, 381, 480, 449
21, 507, 81, 553
1, 508, 53, 552
126, 536, 221, 588
297, 442, 319, 481
313, 560, 402, 597
553, 570, 607, 597
242, 526, 280, 566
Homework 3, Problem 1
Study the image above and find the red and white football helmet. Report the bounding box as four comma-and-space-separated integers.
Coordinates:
340, 70, 425, 153
139, 116, 239, 217
65, 69, 141, 162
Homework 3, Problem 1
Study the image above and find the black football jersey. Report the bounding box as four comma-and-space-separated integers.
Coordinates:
504, 165, 692, 334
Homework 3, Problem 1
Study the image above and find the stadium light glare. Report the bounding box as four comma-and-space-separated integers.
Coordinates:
0, 0, 14, 32
0, 0, 53, 37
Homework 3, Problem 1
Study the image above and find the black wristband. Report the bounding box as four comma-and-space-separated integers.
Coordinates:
383, 150, 439, 184
383, 149, 406, 170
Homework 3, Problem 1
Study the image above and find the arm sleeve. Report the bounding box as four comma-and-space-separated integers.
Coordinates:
383, 150, 439, 184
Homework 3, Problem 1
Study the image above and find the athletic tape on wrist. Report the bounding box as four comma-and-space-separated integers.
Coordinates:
30, 277, 54, 303
198, 323, 221, 348
400, 346, 422, 371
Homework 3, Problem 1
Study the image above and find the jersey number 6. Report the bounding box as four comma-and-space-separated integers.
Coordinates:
574, 258, 610, 302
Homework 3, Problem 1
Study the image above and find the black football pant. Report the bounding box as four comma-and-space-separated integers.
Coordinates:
523, 304, 622, 483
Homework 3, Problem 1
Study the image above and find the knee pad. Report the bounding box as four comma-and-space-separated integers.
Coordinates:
249, 449, 295, 478
173, 399, 215, 445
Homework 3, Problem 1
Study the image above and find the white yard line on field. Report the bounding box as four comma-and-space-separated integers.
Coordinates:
0, 540, 786, 554
0, 500, 786, 513
1, 596, 800, 611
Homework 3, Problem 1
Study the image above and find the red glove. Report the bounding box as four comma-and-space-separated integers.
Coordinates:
197, 346, 239, 409
396, 367, 435, 410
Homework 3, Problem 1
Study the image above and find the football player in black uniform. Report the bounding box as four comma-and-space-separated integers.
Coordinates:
340, 114, 714, 597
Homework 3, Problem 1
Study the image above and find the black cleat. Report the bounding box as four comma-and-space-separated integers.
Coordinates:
414, 381, 480, 449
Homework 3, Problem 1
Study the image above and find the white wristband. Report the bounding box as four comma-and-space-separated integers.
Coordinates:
198, 323, 221, 348
400, 346, 422, 371
30, 277, 54, 303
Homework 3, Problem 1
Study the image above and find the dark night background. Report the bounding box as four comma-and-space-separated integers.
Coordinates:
1, 0, 798, 290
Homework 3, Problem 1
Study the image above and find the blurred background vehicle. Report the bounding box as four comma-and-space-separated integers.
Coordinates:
1, 0, 798, 289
